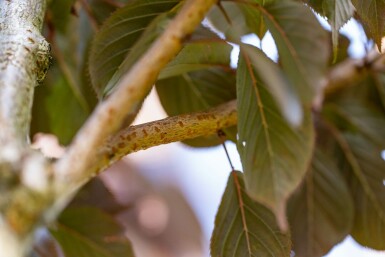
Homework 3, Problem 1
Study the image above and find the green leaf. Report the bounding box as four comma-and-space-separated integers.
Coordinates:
51, 207, 134, 257
208, 0, 274, 40
322, 0, 355, 53
262, 0, 329, 102
288, 150, 354, 257
239, 3, 267, 39
237, 55, 315, 229
323, 101, 385, 147
341, 134, 385, 250
156, 67, 237, 147
211, 171, 291, 257
207, 2, 253, 41
158, 27, 233, 80
351, 0, 385, 48
304, 0, 324, 14
240, 44, 302, 126
68, 178, 123, 214
89, 0, 180, 98
31, 67, 89, 145
156, 26, 235, 147
374, 73, 385, 112
88, 0, 130, 25
48, 0, 76, 32
32, 10, 101, 144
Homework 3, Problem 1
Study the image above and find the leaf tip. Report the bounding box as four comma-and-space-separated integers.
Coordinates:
274, 201, 289, 232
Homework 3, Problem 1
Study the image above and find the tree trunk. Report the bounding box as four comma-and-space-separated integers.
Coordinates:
0, 1, 49, 256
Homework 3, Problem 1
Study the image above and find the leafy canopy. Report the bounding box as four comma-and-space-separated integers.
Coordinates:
32, 0, 385, 256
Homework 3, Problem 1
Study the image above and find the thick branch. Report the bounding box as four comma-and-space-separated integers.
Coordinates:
92, 100, 237, 174
54, 0, 218, 187
0, 1, 51, 257
0, 0, 50, 151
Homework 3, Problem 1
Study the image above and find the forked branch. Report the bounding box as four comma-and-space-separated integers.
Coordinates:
54, 0, 219, 188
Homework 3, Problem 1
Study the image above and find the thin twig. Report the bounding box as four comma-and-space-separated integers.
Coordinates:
90, 100, 237, 175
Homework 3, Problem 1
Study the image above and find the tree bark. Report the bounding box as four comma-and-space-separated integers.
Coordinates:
0, 1, 49, 256
0, 0, 49, 151
91, 100, 237, 175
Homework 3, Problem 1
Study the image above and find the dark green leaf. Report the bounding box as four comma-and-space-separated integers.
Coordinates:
88, 0, 130, 25
237, 55, 315, 228
288, 150, 354, 257
351, 0, 385, 48
31, 67, 89, 145
323, 101, 385, 147
89, 0, 180, 98
304, 0, 324, 14
48, 0, 76, 32
321, 79, 385, 250
158, 27, 233, 80
68, 178, 124, 214
322, 0, 355, 52
211, 171, 291, 257
239, 3, 267, 39
51, 207, 134, 257
156, 67, 237, 147
207, 2, 253, 41
342, 134, 385, 250
262, 0, 329, 102
208, 0, 275, 40
374, 73, 385, 112
326, 32, 351, 64
156, 26, 235, 147
33, 11, 100, 144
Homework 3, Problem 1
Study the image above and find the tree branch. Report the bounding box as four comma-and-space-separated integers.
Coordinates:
54, 0, 219, 188
324, 50, 385, 96
0, 1, 51, 256
92, 100, 237, 174
0, 0, 50, 152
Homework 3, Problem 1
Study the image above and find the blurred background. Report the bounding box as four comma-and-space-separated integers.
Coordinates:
32, 12, 385, 257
